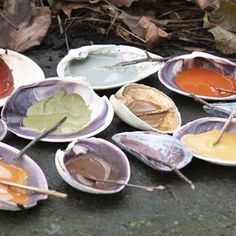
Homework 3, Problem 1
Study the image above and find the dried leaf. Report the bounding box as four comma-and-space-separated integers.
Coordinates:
110, 0, 137, 7
138, 16, 169, 49
196, 0, 219, 10
207, 0, 236, 33
209, 26, 236, 54
0, 0, 51, 52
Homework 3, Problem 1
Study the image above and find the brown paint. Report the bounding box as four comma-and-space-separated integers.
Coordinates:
65, 153, 120, 190
0, 161, 28, 204
0, 58, 14, 99
127, 100, 169, 128
175, 67, 235, 97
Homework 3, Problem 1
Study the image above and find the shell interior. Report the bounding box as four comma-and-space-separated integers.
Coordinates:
55, 138, 130, 194
0, 142, 48, 211
110, 83, 181, 133
158, 51, 236, 101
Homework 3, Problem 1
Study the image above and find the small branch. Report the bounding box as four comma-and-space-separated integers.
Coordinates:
15, 117, 67, 160
213, 86, 236, 95
57, 14, 64, 34
0, 11, 19, 30
0, 180, 67, 198
190, 93, 213, 107
144, 154, 195, 190
212, 108, 236, 146
105, 53, 172, 68
84, 176, 166, 192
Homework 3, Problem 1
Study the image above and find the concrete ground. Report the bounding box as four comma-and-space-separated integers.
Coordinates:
0, 42, 236, 236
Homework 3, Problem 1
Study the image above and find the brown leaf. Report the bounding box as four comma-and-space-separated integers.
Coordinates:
110, 0, 137, 7
0, 0, 51, 52
196, 0, 219, 10
209, 25, 236, 54
138, 16, 169, 49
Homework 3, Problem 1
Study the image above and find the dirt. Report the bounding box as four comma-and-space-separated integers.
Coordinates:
0, 19, 236, 236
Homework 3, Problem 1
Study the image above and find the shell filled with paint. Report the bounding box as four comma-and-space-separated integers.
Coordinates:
1, 77, 114, 142
55, 137, 130, 194
158, 52, 236, 100
0, 142, 48, 211
0, 48, 45, 106
174, 117, 236, 166
112, 131, 192, 171
57, 44, 163, 90
110, 83, 181, 133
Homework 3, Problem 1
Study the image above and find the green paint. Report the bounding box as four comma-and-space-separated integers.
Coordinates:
23, 89, 91, 134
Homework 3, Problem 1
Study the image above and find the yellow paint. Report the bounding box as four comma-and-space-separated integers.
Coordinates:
181, 129, 236, 161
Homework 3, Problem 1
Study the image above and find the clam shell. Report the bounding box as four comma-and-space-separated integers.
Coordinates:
57, 44, 163, 90
203, 102, 236, 118
0, 49, 45, 106
174, 117, 236, 166
112, 131, 192, 171
110, 83, 181, 133
55, 137, 130, 194
0, 142, 48, 211
1, 77, 114, 142
0, 120, 7, 141
158, 51, 236, 101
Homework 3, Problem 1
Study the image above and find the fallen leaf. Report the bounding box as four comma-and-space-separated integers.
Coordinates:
110, 0, 137, 7
0, 0, 51, 52
196, 0, 219, 10
209, 25, 236, 54
138, 16, 169, 49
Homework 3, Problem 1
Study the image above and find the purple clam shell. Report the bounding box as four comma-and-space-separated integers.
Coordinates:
112, 131, 193, 172
55, 137, 130, 194
0, 120, 7, 141
1, 78, 114, 142
158, 52, 236, 101
0, 142, 48, 211
173, 117, 236, 165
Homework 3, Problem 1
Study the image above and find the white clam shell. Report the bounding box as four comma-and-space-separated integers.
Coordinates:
158, 51, 236, 101
110, 83, 181, 133
0, 49, 45, 106
57, 44, 163, 90
55, 138, 130, 194
174, 117, 236, 166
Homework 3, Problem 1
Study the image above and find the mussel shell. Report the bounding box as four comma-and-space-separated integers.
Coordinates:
203, 102, 236, 118
55, 138, 130, 194
112, 131, 192, 171
174, 117, 236, 165
158, 52, 236, 101
57, 44, 163, 90
0, 142, 48, 211
1, 77, 114, 142
0, 49, 45, 106
0, 120, 7, 141
110, 83, 181, 133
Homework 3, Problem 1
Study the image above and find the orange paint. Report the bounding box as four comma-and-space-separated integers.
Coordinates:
0, 58, 14, 99
0, 161, 28, 204
175, 67, 235, 97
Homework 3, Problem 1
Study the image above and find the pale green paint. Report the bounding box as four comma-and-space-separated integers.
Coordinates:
23, 89, 91, 134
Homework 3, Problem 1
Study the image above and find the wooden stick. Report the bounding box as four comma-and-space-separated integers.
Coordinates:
15, 117, 67, 160
142, 154, 195, 190
213, 86, 236, 95
0, 180, 67, 198
212, 108, 236, 146
84, 176, 166, 192
190, 93, 212, 107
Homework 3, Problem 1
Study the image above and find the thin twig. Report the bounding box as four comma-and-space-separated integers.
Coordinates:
212, 108, 236, 146
14, 117, 67, 160
84, 176, 166, 192
57, 14, 64, 34
144, 154, 195, 190
213, 86, 236, 95
190, 93, 212, 107
0, 11, 19, 30
0, 180, 67, 198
